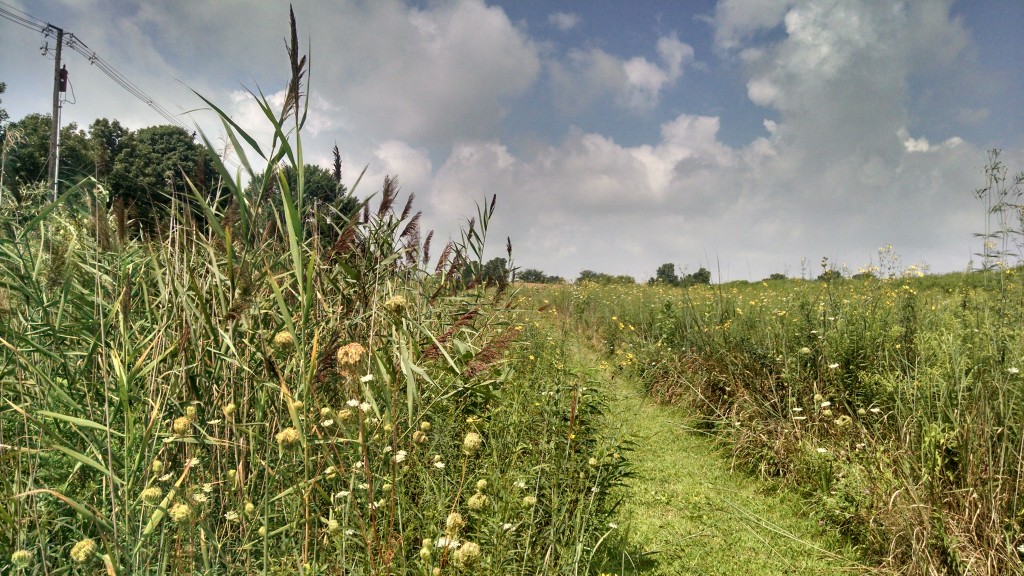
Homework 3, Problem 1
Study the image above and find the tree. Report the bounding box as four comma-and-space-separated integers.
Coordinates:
480, 257, 510, 287
89, 118, 129, 182
246, 162, 361, 239
2, 113, 92, 201
518, 268, 564, 284
682, 267, 712, 286
653, 263, 680, 285
765, 273, 788, 281
108, 124, 218, 230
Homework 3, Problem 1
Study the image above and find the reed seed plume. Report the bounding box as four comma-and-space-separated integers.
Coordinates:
434, 241, 454, 274
400, 212, 421, 243
399, 193, 415, 222
332, 144, 342, 184
463, 325, 518, 378
377, 175, 398, 219
488, 193, 497, 218
421, 308, 480, 361
281, 5, 307, 127
422, 230, 433, 266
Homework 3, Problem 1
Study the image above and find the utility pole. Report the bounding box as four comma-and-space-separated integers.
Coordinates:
46, 25, 63, 198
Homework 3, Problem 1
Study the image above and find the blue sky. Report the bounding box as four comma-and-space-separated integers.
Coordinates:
2, 1, 1023, 281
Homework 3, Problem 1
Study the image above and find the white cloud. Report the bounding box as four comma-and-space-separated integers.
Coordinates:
549, 12, 580, 31
550, 35, 694, 113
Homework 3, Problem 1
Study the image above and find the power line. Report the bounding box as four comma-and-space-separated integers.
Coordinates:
0, 0, 191, 131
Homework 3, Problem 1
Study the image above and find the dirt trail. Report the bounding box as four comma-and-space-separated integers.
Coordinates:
577, 340, 868, 575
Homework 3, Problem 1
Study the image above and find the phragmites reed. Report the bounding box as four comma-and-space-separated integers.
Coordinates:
463, 325, 518, 378
377, 175, 398, 219
422, 230, 433, 266
434, 241, 454, 274
399, 193, 415, 222
281, 5, 307, 127
332, 143, 342, 183
400, 212, 421, 243
421, 308, 480, 361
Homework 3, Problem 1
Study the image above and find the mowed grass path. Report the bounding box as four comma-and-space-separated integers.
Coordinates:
571, 338, 871, 575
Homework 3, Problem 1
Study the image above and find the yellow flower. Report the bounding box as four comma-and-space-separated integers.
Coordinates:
419, 420, 432, 432
70, 538, 97, 563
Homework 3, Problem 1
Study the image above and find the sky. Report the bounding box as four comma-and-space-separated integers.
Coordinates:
2, 0, 1023, 282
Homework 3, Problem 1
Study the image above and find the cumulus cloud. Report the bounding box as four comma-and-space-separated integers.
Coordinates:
549, 11, 580, 31
550, 34, 694, 113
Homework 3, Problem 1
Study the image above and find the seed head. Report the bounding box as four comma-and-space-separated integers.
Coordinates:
522, 495, 537, 508
445, 512, 465, 535
151, 459, 163, 474
11, 549, 33, 569
222, 403, 237, 418
141, 486, 163, 505
273, 330, 295, 349
384, 295, 408, 313
419, 420, 432, 432
276, 427, 301, 447
468, 492, 488, 510
453, 541, 481, 567
70, 538, 97, 563
476, 479, 487, 492
462, 431, 483, 455
169, 502, 192, 524
172, 416, 191, 436
412, 430, 428, 444
336, 343, 367, 369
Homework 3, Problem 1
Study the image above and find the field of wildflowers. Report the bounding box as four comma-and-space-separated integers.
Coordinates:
543, 261, 1024, 575
0, 21, 629, 574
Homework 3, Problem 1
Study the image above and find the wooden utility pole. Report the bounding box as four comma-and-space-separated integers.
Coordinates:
46, 25, 63, 197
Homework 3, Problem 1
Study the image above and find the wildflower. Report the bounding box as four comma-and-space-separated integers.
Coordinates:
172, 416, 191, 437
381, 483, 393, 493
70, 538, 96, 563
454, 541, 481, 567
434, 461, 445, 470
834, 415, 852, 427
816, 447, 829, 454
820, 401, 832, 408
420, 420, 432, 432
275, 427, 301, 447
169, 503, 192, 524
11, 549, 32, 569
589, 457, 599, 467
828, 363, 840, 370
463, 431, 483, 455
346, 399, 360, 408
393, 450, 408, 464
384, 295, 408, 313
336, 343, 367, 371
151, 459, 163, 474
258, 526, 267, 537
419, 546, 432, 561
522, 495, 537, 508
476, 479, 487, 492
225, 510, 239, 522
468, 492, 488, 510
192, 492, 209, 504
412, 430, 429, 444
869, 407, 881, 414
141, 486, 163, 505
1009, 367, 1020, 375
813, 393, 823, 403
359, 402, 371, 413
273, 330, 295, 349
821, 409, 833, 417
445, 512, 465, 535
857, 408, 867, 416
513, 480, 527, 490
185, 405, 198, 421
799, 347, 811, 355
244, 501, 256, 515
327, 519, 340, 533
222, 403, 236, 418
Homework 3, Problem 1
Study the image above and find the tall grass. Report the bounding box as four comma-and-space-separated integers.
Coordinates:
554, 261, 1024, 574
0, 13, 627, 575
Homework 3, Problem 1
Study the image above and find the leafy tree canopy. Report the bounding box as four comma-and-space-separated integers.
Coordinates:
518, 268, 564, 284
2, 113, 92, 198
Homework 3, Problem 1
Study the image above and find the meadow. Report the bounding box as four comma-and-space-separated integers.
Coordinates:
542, 262, 1024, 575
4, 14, 1024, 576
